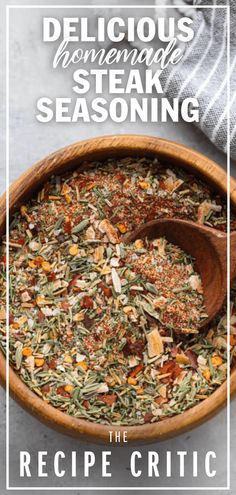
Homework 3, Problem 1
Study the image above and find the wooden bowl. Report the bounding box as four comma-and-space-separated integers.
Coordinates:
0, 135, 236, 444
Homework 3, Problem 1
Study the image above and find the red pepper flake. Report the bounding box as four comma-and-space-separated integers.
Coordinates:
144, 412, 154, 423
48, 358, 57, 369
9, 313, 14, 325
129, 289, 139, 296
103, 287, 112, 297
47, 272, 56, 282
83, 314, 94, 329
0, 255, 6, 265
61, 300, 70, 310
41, 384, 50, 394
159, 360, 182, 381
110, 215, 120, 224
64, 220, 72, 234
68, 274, 80, 290
74, 215, 82, 225
159, 180, 167, 190
82, 400, 90, 410
81, 296, 93, 309
123, 340, 144, 358
155, 396, 168, 406
186, 350, 198, 369
115, 172, 126, 183
37, 311, 45, 322
77, 179, 90, 190
16, 238, 25, 245
99, 283, 112, 297
99, 394, 117, 406
129, 363, 144, 378
171, 347, 179, 357
56, 386, 70, 397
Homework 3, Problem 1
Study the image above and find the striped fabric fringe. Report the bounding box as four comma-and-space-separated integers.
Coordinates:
159, 0, 235, 158
91, 0, 234, 158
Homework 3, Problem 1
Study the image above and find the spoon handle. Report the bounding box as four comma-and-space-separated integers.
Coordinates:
230, 231, 236, 283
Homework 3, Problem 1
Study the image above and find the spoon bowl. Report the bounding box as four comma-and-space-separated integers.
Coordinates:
125, 218, 236, 328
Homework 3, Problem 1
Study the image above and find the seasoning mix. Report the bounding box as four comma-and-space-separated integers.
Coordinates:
0, 156, 235, 426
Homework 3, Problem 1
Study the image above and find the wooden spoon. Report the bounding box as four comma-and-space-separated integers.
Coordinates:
125, 218, 236, 328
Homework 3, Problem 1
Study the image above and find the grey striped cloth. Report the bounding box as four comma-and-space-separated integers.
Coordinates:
93, 0, 235, 158
159, 0, 236, 159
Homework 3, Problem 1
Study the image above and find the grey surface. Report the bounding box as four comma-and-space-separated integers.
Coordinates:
0, 0, 235, 493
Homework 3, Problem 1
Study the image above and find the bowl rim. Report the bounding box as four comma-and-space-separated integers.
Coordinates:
0, 133, 235, 443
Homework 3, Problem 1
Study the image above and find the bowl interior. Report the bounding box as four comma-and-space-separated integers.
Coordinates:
5, 135, 232, 227
1, 134, 235, 443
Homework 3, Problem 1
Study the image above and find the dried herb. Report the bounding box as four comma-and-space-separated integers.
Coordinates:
0, 156, 235, 426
